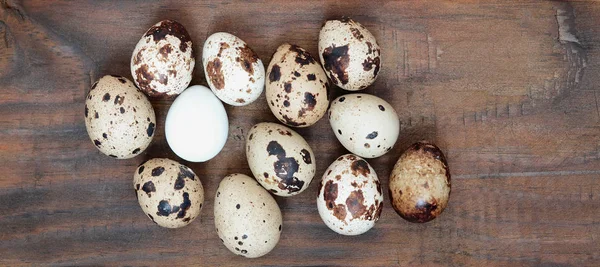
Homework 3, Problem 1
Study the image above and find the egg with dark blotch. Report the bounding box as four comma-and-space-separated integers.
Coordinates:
389, 141, 451, 223
246, 122, 316, 197
131, 20, 195, 97
84, 75, 155, 159
316, 154, 383, 235
214, 174, 282, 258
266, 43, 329, 127
202, 32, 265, 106
319, 17, 381, 91
329, 93, 399, 158
133, 158, 204, 228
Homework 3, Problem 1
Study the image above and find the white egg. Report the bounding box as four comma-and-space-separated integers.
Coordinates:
165, 85, 229, 162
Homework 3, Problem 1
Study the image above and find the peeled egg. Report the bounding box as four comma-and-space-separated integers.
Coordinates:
84, 75, 155, 159
329, 94, 399, 158
133, 158, 204, 228
165, 85, 228, 162
214, 173, 282, 258
131, 20, 195, 97
246, 122, 316, 196
202, 32, 265, 106
319, 18, 381, 91
389, 141, 451, 223
316, 154, 383, 235
266, 44, 329, 127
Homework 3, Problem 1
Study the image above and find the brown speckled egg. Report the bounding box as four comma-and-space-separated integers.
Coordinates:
319, 18, 381, 91
84, 75, 155, 159
202, 32, 265, 106
329, 94, 399, 158
131, 20, 195, 97
316, 154, 383, 235
214, 174, 282, 258
246, 122, 316, 196
133, 158, 204, 228
389, 141, 451, 223
266, 44, 329, 127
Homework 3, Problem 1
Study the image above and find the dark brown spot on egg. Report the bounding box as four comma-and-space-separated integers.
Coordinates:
322, 45, 350, 85
366, 131, 378, 139
300, 149, 312, 164
176, 192, 192, 218
118, 77, 127, 84
289, 44, 316, 66
217, 42, 230, 57
114, 95, 125, 105
151, 167, 164, 176
281, 115, 307, 127
307, 73, 316, 81
91, 82, 98, 90
277, 129, 292, 136
102, 93, 111, 102
94, 111, 99, 119
134, 64, 154, 92
351, 159, 370, 177
235, 98, 245, 104
237, 44, 258, 75
399, 199, 439, 223
350, 28, 364, 40
362, 56, 381, 77
120, 107, 125, 114
142, 181, 155, 196
324, 180, 338, 208
346, 155, 356, 161
102, 133, 107, 139
109, 154, 117, 158
84, 105, 88, 118
249, 133, 254, 140
236, 204, 240, 209
284, 82, 292, 93
335, 175, 341, 181
159, 44, 172, 60
283, 100, 290, 107
269, 64, 281, 82
293, 71, 301, 77
138, 165, 145, 174
178, 165, 195, 181
267, 141, 304, 193
338, 129, 342, 135
366, 41, 373, 54
298, 92, 317, 118
364, 143, 370, 148
346, 190, 367, 219
378, 105, 385, 111
375, 180, 382, 195
263, 172, 269, 178
145, 20, 193, 53
206, 58, 225, 90
132, 148, 141, 154
93, 140, 101, 147
338, 96, 345, 102
147, 122, 155, 137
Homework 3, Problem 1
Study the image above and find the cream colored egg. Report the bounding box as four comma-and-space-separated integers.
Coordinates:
329, 94, 399, 158
318, 18, 381, 91
316, 154, 383, 235
266, 44, 329, 127
202, 32, 265, 106
133, 158, 204, 228
84, 75, 155, 159
131, 20, 195, 97
246, 122, 316, 196
214, 174, 282, 258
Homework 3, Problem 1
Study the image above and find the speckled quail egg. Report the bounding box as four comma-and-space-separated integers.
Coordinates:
246, 122, 316, 196
214, 173, 282, 258
389, 141, 451, 223
319, 18, 381, 91
317, 154, 383, 235
131, 19, 195, 97
329, 94, 399, 158
133, 158, 204, 228
84, 75, 155, 159
203, 32, 265, 106
266, 43, 329, 127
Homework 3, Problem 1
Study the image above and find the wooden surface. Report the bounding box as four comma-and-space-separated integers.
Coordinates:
1, 0, 600, 266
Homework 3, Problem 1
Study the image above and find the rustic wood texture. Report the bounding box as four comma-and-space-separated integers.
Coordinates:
1, 0, 599, 265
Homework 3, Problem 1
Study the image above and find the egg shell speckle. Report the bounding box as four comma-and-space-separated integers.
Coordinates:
319, 18, 381, 91
266, 43, 329, 127
131, 20, 195, 97
133, 158, 204, 228
202, 32, 265, 106
389, 141, 451, 223
246, 122, 316, 196
84, 75, 155, 159
329, 94, 399, 158
214, 174, 282, 258
317, 154, 383, 235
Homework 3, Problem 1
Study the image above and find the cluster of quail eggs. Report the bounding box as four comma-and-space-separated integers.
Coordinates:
84, 18, 451, 258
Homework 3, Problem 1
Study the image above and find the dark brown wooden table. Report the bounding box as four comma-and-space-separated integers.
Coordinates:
1, 0, 599, 265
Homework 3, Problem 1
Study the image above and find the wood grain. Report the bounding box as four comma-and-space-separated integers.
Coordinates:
1, 0, 600, 265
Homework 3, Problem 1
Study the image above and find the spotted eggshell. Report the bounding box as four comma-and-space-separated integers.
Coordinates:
389, 141, 451, 223
317, 154, 383, 235
266, 44, 329, 127
84, 75, 155, 159
246, 122, 316, 196
133, 158, 204, 228
214, 174, 282, 258
131, 20, 195, 97
318, 18, 381, 91
329, 94, 399, 158
202, 32, 265, 106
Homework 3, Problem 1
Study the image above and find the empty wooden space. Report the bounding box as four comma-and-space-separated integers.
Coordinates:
1, 0, 599, 266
